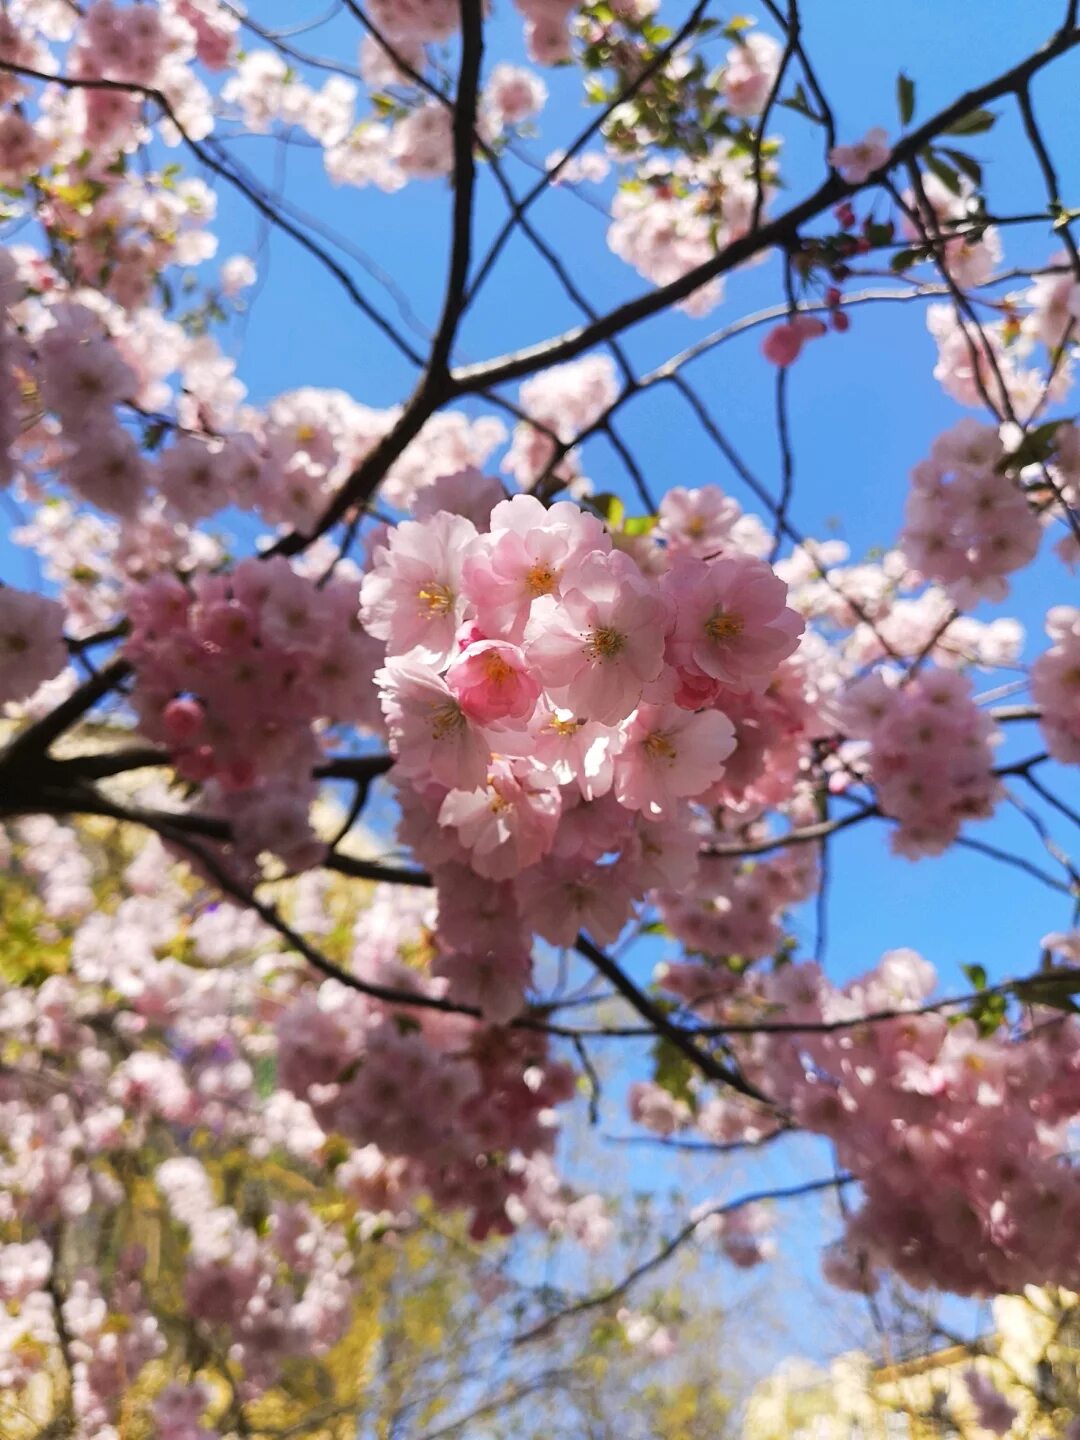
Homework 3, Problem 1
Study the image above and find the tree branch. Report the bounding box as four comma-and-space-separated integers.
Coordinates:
428, 0, 484, 377
512, 1174, 851, 1345
453, 22, 1080, 391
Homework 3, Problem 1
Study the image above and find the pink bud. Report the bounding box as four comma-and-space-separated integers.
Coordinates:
762, 323, 803, 367
793, 314, 828, 340
163, 696, 205, 742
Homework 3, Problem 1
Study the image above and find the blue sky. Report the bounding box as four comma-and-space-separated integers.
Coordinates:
3, 0, 1080, 1384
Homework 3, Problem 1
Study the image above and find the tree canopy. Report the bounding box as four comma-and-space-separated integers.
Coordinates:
0, 0, 1079, 1433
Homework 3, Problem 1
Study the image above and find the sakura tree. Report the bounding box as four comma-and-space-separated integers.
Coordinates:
0, 0, 1079, 1431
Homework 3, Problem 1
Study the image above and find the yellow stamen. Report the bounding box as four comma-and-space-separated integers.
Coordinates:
525, 562, 559, 596
417, 583, 455, 616
587, 625, 626, 660
431, 702, 464, 739
482, 651, 515, 685
643, 730, 677, 762
549, 715, 584, 737
704, 608, 744, 642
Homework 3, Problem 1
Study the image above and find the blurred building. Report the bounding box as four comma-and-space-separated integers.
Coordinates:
743, 1287, 1080, 1439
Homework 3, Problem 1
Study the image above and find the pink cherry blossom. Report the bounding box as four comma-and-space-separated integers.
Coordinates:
0, 587, 68, 705
614, 703, 736, 817
524, 550, 669, 724
829, 126, 891, 183
361, 511, 477, 667
664, 554, 804, 692
445, 638, 541, 724
378, 655, 493, 790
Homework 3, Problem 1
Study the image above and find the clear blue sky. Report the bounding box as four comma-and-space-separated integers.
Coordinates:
3, 0, 1080, 1384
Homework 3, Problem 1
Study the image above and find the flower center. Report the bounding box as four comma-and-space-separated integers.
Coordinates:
417, 582, 455, 617
549, 715, 583, 737
587, 625, 626, 660
686, 516, 707, 538
482, 651, 515, 685
431, 701, 465, 739
525, 562, 558, 596
704, 608, 744, 642
643, 730, 677, 762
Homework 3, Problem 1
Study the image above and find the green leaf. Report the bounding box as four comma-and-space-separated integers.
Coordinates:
254, 1055, 277, 1100
591, 492, 625, 529
890, 246, 925, 272
639, 919, 668, 936
962, 963, 987, 991
1013, 972, 1080, 1013
897, 72, 915, 126
938, 146, 983, 188
623, 513, 658, 537
969, 992, 1007, 1037
943, 107, 996, 137
779, 82, 822, 125
994, 417, 1071, 473
651, 1037, 696, 1109
923, 151, 961, 196
142, 421, 168, 453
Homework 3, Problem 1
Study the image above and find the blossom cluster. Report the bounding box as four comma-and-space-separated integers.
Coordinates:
839, 667, 1000, 858
0, 828, 610, 1431
901, 419, 1041, 605
0, 585, 67, 704
123, 557, 381, 864
1, 0, 1079, 1375
1031, 605, 1080, 764
651, 946, 1080, 1296
362, 488, 805, 1020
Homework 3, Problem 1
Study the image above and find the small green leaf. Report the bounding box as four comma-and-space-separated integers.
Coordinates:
779, 82, 822, 125
623, 514, 658, 537
944, 107, 996, 137
1013, 972, 1080, 1013
890, 246, 924, 272
962, 963, 988, 991
969, 991, 1007, 1037
938, 146, 983, 188
897, 72, 915, 126
923, 151, 961, 196
142, 421, 168, 453
995, 417, 1071, 473
591, 492, 625, 529
651, 1037, 696, 1109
